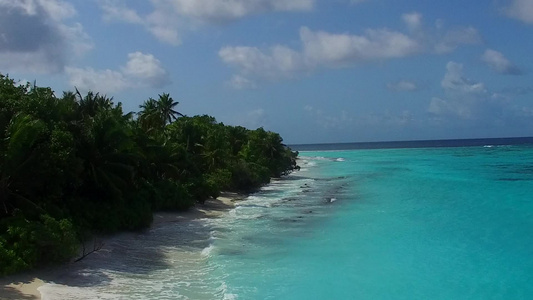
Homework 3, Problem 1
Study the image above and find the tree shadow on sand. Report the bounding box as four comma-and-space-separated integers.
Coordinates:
0, 285, 39, 300
29, 197, 235, 289
1, 197, 238, 297
0, 274, 46, 300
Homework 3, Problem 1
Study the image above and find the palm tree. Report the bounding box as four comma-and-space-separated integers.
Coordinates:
138, 98, 160, 132
227, 126, 249, 156
0, 114, 47, 215
75, 89, 114, 119
156, 93, 184, 126
76, 112, 136, 197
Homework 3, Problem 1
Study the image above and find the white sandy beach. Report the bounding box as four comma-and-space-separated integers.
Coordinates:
0, 277, 44, 300
0, 193, 243, 300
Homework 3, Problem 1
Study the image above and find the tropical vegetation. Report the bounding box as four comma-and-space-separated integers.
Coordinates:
0, 74, 299, 276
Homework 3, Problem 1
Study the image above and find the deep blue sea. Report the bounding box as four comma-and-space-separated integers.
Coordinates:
40, 138, 533, 299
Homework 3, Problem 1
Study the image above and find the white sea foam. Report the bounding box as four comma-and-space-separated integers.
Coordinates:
308, 156, 329, 160
201, 244, 214, 257
224, 293, 238, 300
483, 144, 513, 148
209, 231, 220, 240
216, 282, 238, 300
40, 284, 121, 300
228, 208, 238, 218
260, 185, 279, 191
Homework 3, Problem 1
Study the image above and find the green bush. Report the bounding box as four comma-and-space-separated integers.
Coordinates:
152, 179, 194, 211
229, 160, 271, 191
205, 169, 232, 198
0, 212, 78, 276
121, 192, 153, 230
38, 214, 78, 263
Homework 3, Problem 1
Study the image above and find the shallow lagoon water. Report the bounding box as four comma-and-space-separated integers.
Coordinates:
42, 143, 533, 299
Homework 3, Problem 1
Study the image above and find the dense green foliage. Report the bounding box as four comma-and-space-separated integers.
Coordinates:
0, 74, 298, 276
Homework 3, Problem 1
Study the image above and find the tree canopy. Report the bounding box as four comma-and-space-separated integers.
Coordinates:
0, 74, 299, 276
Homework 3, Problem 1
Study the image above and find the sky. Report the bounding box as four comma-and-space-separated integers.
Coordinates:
1, 0, 533, 144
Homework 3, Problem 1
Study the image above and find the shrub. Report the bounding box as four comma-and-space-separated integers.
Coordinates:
0, 212, 78, 276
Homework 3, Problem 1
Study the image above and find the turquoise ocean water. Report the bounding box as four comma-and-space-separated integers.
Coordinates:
40, 140, 533, 299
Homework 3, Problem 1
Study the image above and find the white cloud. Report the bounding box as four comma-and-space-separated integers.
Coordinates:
15, 78, 31, 87
401, 15, 482, 54
219, 45, 306, 78
227, 75, 257, 89
59, 22, 93, 56
300, 27, 420, 66
0, 0, 92, 73
38, 0, 77, 21
387, 80, 418, 92
505, 0, 533, 24
121, 52, 170, 88
148, 26, 182, 45
304, 105, 354, 129
168, 0, 313, 21
230, 108, 268, 129
428, 96, 473, 119
98, 0, 314, 45
144, 2, 183, 45
441, 62, 486, 94
428, 62, 508, 121
402, 12, 422, 31
220, 13, 482, 87
66, 67, 128, 94
481, 49, 522, 75
434, 27, 482, 54
0, 0, 77, 19
99, 0, 143, 23
99, 0, 182, 45
219, 26, 420, 84
67, 52, 170, 94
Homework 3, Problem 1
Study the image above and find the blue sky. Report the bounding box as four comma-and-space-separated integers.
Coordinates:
1, 0, 533, 144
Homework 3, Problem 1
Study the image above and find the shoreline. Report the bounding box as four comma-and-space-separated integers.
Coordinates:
0, 192, 244, 300
152, 192, 243, 227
